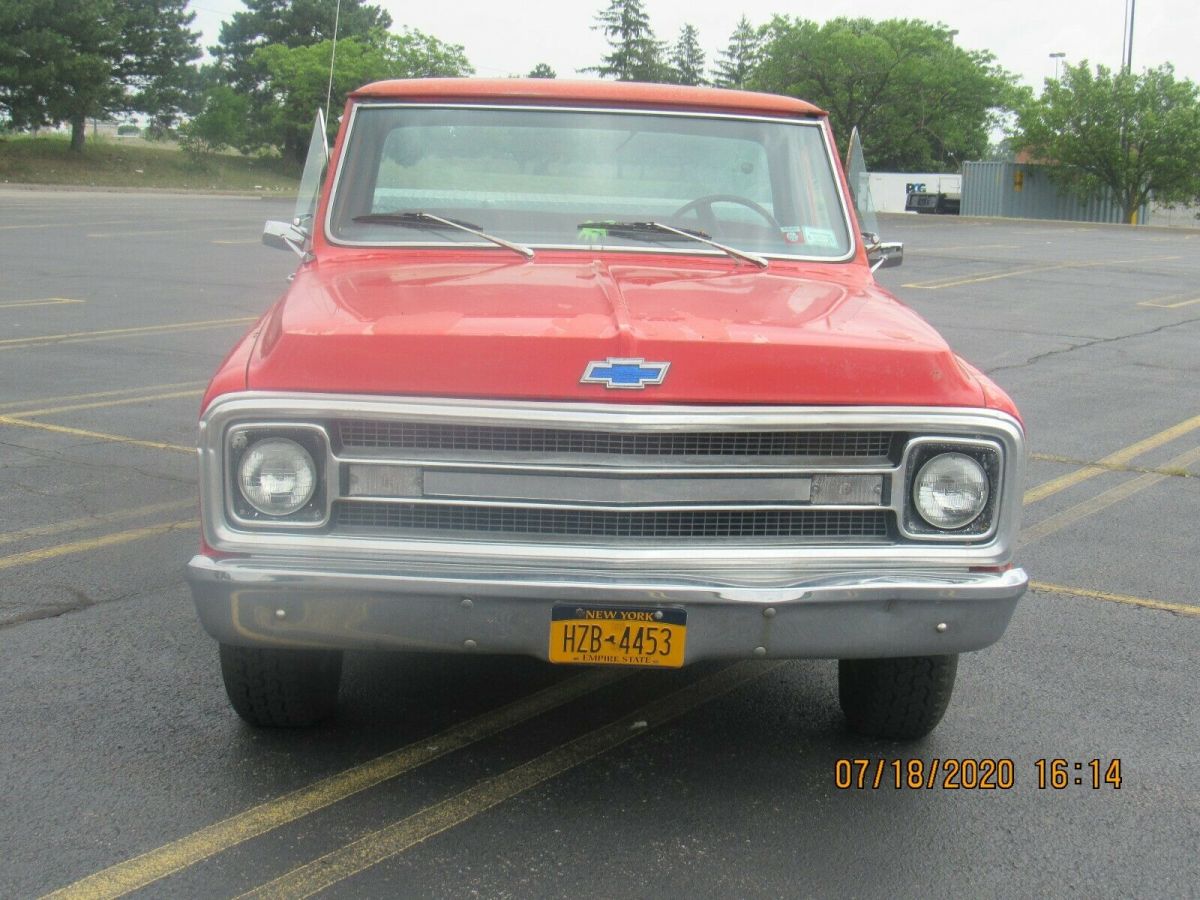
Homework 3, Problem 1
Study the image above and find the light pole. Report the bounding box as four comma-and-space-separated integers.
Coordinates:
1049, 51, 1066, 80
948, 29, 959, 45
1122, 0, 1137, 72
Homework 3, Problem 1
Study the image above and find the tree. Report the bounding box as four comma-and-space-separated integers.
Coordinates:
527, 63, 557, 79
712, 15, 760, 89
752, 17, 1014, 171
252, 29, 472, 164
668, 24, 706, 86
381, 29, 472, 81
179, 85, 250, 161
586, 0, 666, 82
1016, 62, 1200, 223
0, 0, 200, 151
212, 0, 391, 91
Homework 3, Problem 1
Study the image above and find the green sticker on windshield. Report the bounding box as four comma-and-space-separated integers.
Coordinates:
578, 225, 609, 241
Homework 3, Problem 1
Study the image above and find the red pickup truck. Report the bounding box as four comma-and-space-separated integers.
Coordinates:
187, 79, 1026, 739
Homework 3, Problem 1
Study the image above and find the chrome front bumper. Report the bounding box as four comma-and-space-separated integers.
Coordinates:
187, 555, 1028, 661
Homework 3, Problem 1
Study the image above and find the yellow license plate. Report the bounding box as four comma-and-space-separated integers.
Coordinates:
549, 605, 686, 668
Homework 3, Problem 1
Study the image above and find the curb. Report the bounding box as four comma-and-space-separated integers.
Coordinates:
0, 182, 297, 199
877, 210, 1200, 235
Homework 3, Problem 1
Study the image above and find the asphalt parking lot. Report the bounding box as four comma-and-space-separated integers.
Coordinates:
1, 189, 1197, 898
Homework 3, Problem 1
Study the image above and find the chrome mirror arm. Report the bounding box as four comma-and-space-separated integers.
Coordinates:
869, 241, 904, 272
263, 220, 314, 261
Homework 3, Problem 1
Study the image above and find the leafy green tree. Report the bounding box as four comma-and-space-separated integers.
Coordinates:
712, 15, 760, 89
586, 0, 666, 82
212, 0, 391, 91
252, 29, 472, 164
668, 24, 706, 86
179, 85, 250, 161
381, 29, 473, 81
1016, 62, 1200, 223
0, 0, 200, 151
752, 17, 1014, 171
527, 63, 557, 79
252, 37, 379, 163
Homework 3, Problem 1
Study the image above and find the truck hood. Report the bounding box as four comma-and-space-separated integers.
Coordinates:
246, 254, 984, 406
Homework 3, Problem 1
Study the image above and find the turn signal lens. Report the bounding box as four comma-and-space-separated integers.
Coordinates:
913, 452, 989, 529
237, 438, 316, 516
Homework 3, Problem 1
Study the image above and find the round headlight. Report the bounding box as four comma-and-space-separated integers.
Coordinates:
914, 452, 989, 530
238, 438, 316, 517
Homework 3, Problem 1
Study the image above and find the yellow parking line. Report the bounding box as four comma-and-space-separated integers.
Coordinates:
0, 220, 136, 231
1030, 451, 1194, 478
0, 381, 206, 412
1031, 581, 1199, 617
43, 669, 632, 900
88, 227, 249, 239
1025, 413, 1200, 504
1138, 295, 1200, 309
1020, 445, 1200, 547
903, 266, 1022, 289
239, 661, 778, 900
903, 254, 1181, 290
0, 316, 256, 350
14, 389, 203, 419
0, 298, 85, 310
0, 500, 193, 548
0, 520, 196, 572
905, 243, 1021, 254
0, 416, 192, 454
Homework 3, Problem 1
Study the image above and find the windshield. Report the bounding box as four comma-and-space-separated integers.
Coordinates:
327, 105, 853, 260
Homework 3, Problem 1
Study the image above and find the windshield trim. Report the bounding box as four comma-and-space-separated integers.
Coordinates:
322, 102, 858, 264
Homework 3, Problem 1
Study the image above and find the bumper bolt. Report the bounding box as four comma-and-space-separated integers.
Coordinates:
936, 622, 948, 633
762, 607, 776, 618
753, 646, 767, 657
274, 608, 286, 620
461, 598, 473, 609
464, 639, 478, 650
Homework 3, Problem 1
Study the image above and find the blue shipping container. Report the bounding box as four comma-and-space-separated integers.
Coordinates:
961, 161, 1149, 224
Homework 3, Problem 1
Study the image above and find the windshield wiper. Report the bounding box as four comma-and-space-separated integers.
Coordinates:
577, 221, 768, 269
352, 211, 534, 259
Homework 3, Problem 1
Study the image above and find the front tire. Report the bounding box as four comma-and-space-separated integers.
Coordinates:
838, 654, 958, 740
219, 644, 343, 728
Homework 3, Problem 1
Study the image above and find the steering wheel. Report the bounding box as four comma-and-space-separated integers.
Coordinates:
671, 194, 781, 233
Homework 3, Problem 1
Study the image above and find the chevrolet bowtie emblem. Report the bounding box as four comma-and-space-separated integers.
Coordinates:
580, 357, 670, 389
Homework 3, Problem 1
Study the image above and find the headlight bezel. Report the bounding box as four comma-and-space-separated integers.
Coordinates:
899, 438, 1003, 541
225, 423, 330, 529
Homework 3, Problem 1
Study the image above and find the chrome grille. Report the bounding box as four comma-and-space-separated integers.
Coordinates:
335, 501, 888, 540
337, 421, 895, 458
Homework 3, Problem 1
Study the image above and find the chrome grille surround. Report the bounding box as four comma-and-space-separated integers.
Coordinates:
198, 393, 1025, 573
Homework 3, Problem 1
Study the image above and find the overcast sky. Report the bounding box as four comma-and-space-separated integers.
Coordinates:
187, 0, 1200, 90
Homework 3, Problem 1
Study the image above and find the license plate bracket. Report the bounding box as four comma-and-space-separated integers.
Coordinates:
548, 605, 687, 668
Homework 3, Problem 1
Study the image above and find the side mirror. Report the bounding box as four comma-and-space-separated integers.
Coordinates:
263, 220, 309, 257
868, 241, 904, 272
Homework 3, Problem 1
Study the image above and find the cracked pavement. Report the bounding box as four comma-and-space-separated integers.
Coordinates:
984, 313, 1200, 375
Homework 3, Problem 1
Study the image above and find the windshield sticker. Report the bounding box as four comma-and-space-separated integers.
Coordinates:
578, 223, 611, 241
802, 227, 839, 248
779, 226, 803, 244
